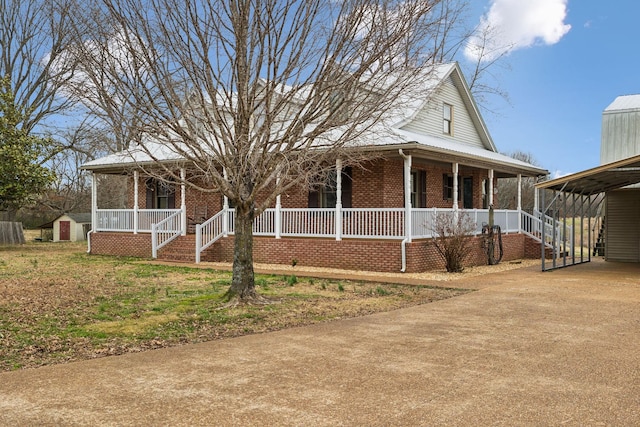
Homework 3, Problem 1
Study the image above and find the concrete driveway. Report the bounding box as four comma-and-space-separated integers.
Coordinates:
1, 259, 639, 426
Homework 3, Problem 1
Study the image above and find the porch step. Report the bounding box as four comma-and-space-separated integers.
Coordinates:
157, 235, 216, 263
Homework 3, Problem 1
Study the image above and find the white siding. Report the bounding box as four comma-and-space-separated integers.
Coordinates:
605, 190, 640, 262
401, 76, 485, 149
601, 110, 640, 164
53, 215, 89, 242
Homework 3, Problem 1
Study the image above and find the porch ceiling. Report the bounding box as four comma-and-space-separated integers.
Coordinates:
535, 154, 640, 196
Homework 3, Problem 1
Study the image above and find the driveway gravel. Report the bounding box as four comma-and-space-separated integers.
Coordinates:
0, 258, 639, 426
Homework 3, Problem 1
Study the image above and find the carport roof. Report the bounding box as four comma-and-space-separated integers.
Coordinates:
536, 154, 640, 195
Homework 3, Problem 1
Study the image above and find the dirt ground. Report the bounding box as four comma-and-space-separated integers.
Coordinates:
0, 258, 639, 426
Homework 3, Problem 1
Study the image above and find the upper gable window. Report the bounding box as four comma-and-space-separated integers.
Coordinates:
443, 103, 453, 135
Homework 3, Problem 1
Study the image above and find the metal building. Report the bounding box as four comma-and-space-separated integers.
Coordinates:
535, 94, 640, 271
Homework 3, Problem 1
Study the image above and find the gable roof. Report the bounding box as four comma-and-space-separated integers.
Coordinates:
82, 62, 542, 177
65, 213, 92, 223
393, 62, 496, 152
37, 213, 92, 229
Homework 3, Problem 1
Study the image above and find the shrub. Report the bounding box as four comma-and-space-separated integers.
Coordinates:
430, 210, 476, 273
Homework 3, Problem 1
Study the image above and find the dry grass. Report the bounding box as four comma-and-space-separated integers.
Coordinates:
0, 238, 474, 371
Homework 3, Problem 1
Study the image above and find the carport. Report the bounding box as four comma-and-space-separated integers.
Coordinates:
535, 154, 640, 271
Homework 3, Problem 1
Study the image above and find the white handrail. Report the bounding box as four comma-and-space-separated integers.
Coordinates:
195, 210, 226, 263
151, 210, 183, 258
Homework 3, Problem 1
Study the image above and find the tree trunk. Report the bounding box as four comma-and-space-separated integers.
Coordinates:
226, 204, 258, 301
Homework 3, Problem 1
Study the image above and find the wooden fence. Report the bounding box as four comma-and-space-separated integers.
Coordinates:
0, 221, 25, 245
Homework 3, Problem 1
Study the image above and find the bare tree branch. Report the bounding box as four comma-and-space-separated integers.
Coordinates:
73, 0, 470, 301
0, 0, 78, 133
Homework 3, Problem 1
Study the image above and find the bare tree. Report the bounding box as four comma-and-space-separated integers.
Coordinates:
497, 151, 540, 212
459, 23, 513, 114
0, 0, 78, 133
72, 0, 469, 303
0, 0, 84, 221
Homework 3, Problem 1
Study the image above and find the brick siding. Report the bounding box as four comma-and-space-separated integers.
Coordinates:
97, 155, 532, 271
90, 232, 153, 258
90, 231, 544, 273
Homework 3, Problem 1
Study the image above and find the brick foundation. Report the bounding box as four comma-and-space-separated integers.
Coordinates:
90, 232, 153, 258
90, 231, 543, 273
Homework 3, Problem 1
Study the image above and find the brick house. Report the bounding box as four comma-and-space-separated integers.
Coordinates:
82, 63, 549, 272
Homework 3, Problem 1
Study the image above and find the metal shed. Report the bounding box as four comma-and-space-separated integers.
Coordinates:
535, 154, 640, 270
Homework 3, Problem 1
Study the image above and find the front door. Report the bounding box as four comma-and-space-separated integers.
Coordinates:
60, 221, 71, 241
462, 177, 473, 209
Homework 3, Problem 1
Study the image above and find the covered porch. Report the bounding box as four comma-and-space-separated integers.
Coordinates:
85, 147, 551, 272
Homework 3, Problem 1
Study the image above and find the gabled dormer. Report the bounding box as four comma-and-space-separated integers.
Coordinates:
396, 62, 496, 152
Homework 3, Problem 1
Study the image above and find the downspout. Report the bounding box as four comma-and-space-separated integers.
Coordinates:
399, 149, 412, 272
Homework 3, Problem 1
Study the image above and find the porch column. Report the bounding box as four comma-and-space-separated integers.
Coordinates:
400, 150, 412, 242
133, 171, 139, 234
222, 167, 229, 237
452, 163, 459, 210
275, 174, 282, 239
517, 173, 522, 231
180, 168, 187, 236
91, 172, 98, 233
488, 169, 494, 207
335, 158, 342, 241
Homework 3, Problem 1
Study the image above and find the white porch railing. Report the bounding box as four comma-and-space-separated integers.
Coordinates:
96, 209, 180, 233
411, 208, 521, 238
97, 207, 543, 240
220, 207, 526, 241
94, 207, 561, 263
531, 209, 574, 257
342, 208, 405, 239
151, 210, 183, 258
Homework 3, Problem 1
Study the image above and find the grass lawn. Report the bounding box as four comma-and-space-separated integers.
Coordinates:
0, 238, 470, 371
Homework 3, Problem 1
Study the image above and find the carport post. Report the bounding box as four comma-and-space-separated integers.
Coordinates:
540, 188, 545, 271
563, 191, 567, 267
587, 196, 592, 262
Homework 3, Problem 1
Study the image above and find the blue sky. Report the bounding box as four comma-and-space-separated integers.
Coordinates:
461, 0, 640, 177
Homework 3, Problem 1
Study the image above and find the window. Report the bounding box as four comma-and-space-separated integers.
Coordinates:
146, 178, 176, 209
443, 174, 473, 207
443, 103, 453, 135
308, 167, 352, 208
443, 174, 454, 200
410, 170, 427, 208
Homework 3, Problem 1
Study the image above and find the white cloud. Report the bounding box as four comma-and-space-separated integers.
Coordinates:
464, 0, 571, 62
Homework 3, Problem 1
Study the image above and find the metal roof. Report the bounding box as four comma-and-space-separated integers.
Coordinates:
389, 130, 547, 177
535, 154, 640, 195
604, 94, 640, 112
